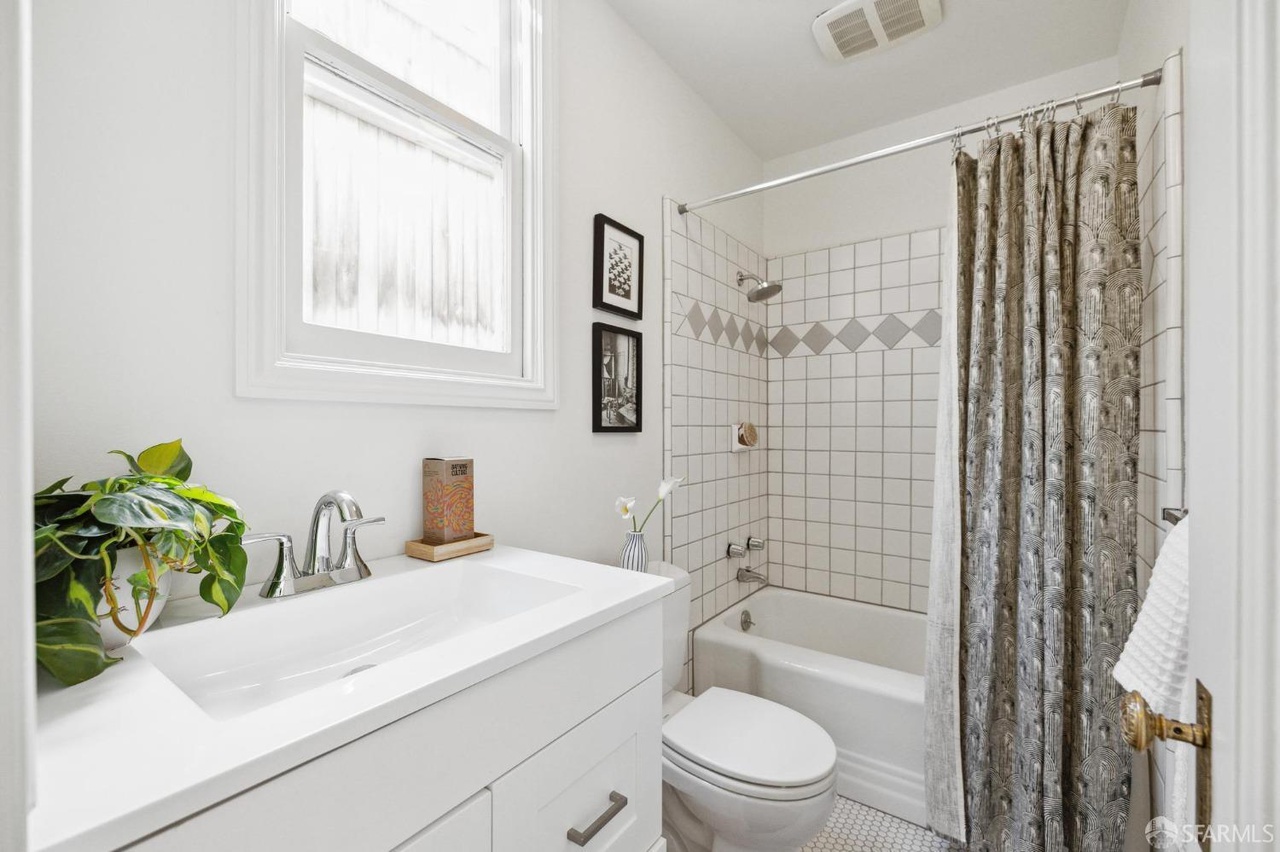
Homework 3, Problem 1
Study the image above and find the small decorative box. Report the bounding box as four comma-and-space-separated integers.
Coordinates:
421, 457, 475, 545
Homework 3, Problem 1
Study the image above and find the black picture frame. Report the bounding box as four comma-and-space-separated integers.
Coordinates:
592, 322, 642, 433
592, 213, 645, 321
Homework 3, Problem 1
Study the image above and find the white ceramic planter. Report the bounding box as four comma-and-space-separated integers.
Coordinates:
97, 547, 172, 650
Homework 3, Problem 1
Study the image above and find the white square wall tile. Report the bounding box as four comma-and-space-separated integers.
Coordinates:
783, 254, 806, 279
882, 234, 910, 262
910, 229, 940, 257
830, 244, 856, 271
855, 240, 881, 267
805, 250, 830, 274
881, 260, 909, 289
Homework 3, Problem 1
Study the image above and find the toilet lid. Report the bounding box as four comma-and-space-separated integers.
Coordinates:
661, 688, 836, 788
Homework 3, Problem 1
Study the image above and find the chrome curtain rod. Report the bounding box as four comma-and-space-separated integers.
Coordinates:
676, 68, 1164, 215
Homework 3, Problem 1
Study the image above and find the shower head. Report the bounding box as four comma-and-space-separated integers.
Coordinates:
737, 272, 783, 303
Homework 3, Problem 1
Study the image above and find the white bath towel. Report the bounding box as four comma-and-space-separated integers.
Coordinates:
1113, 518, 1195, 836
1113, 518, 1190, 717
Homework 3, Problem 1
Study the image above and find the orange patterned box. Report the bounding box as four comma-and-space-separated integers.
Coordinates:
421, 457, 475, 545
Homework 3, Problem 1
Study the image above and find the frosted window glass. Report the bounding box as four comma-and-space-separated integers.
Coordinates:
301, 63, 510, 353
291, 0, 503, 131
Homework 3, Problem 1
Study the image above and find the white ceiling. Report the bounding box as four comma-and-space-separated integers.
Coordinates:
604, 0, 1131, 159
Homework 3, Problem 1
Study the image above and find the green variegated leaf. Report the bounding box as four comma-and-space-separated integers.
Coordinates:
66, 574, 97, 621
197, 534, 247, 614
192, 505, 212, 538
35, 476, 73, 497
135, 440, 193, 480
150, 529, 187, 560
107, 450, 142, 474
34, 531, 111, 582
34, 538, 76, 582
127, 569, 159, 591
175, 485, 242, 517
91, 486, 198, 534
35, 618, 117, 686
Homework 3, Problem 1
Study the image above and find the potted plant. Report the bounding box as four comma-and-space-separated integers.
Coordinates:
33, 440, 249, 686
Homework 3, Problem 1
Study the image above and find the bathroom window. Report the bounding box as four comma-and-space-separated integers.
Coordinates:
237, 0, 556, 408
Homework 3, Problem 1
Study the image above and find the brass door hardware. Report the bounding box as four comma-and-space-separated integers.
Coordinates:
1121, 687, 1210, 751
1121, 681, 1213, 846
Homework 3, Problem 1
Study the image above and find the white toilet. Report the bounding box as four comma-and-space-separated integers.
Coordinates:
653, 563, 836, 852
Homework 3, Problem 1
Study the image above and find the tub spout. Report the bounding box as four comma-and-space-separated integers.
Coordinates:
737, 567, 768, 586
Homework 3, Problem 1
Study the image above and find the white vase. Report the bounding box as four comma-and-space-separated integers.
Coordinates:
97, 547, 173, 650
619, 531, 648, 572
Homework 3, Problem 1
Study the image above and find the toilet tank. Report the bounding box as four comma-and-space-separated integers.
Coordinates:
649, 562, 691, 694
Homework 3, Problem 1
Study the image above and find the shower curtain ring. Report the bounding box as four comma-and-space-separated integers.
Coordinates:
1074, 93, 1083, 115
951, 126, 963, 156
1112, 81, 1122, 104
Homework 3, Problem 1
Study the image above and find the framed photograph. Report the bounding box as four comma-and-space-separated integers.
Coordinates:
593, 214, 645, 320
592, 323, 642, 433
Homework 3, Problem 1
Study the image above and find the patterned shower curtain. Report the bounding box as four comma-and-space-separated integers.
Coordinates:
926, 103, 1143, 851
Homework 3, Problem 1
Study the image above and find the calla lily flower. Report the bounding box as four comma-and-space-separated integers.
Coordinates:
657, 477, 685, 501
615, 497, 636, 519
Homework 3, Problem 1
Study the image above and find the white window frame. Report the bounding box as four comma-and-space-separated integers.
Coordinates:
236, 0, 557, 408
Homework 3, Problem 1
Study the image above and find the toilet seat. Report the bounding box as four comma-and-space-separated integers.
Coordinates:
662, 743, 836, 802
661, 687, 837, 800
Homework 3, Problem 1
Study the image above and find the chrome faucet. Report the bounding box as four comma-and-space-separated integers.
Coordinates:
728, 537, 766, 559
737, 566, 768, 586
243, 490, 385, 598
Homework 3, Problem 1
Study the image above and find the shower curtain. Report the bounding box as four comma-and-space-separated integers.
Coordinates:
926, 103, 1142, 851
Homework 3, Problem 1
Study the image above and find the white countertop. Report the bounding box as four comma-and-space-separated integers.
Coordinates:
29, 546, 671, 852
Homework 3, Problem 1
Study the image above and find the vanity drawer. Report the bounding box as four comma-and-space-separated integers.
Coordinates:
394, 790, 490, 851
491, 674, 661, 852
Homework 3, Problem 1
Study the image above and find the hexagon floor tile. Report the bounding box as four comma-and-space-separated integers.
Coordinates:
802, 797, 959, 852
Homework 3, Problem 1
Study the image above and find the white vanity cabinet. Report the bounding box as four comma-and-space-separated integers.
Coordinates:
126, 604, 664, 852
394, 791, 492, 852
491, 675, 660, 852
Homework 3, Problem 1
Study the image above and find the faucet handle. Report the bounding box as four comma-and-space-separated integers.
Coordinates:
244, 533, 299, 599
746, 536, 766, 551
335, 517, 385, 582
727, 542, 747, 559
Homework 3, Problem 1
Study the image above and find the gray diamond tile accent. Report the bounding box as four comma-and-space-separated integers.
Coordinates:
725, 315, 740, 348
873, 314, 911, 348
770, 325, 800, 357
836, 318, 871, 352
802, 321, 835, 355
914, 309, 942, 346
685, 301, 706, 339
706, 308, 724, 343
738, 320, 752, 352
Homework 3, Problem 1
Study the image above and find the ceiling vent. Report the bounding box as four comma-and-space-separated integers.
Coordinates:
812, 0, 943, 62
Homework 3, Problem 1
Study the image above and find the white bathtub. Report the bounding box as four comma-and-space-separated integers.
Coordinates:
692, 588, 927, 826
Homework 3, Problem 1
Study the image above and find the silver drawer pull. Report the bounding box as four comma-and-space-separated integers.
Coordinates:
566, 791, 628, 846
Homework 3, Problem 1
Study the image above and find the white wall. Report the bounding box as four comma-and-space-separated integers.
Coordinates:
31, 0, 762, 591
758, 58, 1120, 258
2, 0, 34, 844
1118, 0, 1189, 78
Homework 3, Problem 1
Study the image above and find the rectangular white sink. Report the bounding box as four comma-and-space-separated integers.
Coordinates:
132, 561, 577, 720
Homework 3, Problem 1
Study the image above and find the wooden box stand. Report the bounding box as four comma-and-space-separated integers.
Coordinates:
405, 533, 495, 563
